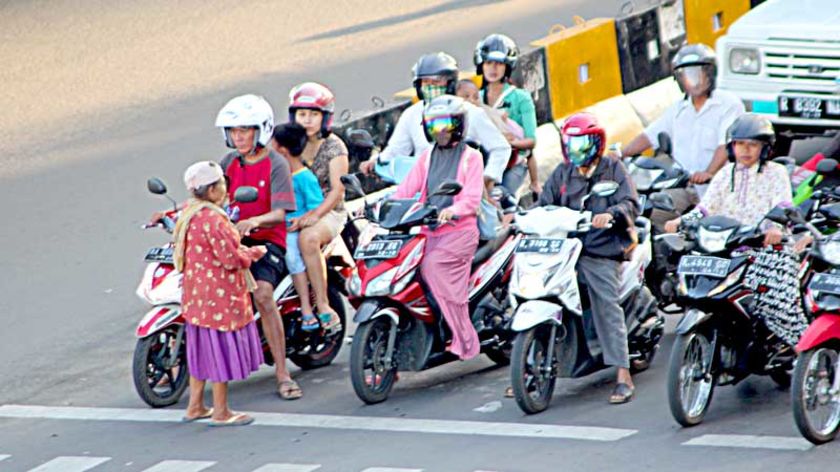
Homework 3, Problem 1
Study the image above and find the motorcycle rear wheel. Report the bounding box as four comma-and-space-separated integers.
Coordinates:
511, 324, 557, 414
792, 347, 840, 445
132, 324, 189, 408
289, 287, 347, 370
667, 331, 716, 427
350, 316, 399, 404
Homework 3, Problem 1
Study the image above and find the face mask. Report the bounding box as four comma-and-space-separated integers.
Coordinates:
421, 84, 447, 101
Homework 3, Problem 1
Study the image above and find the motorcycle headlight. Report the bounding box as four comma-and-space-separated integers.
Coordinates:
820, 240, 840, 265
348, 271, 362, 296
366, 267, 398, 296
698, 227, 735, 254
629, 168, 663, 192
729, 48, 760, 75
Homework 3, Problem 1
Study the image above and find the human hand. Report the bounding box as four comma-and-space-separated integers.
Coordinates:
236, 218, 260, 237
529, 181, 543, 196
297, 211, 320, 229
664, 218, 681, 233
763, 227, 784, 246
359, 159, 375, 175
438, 208, 456, 224
245, 245, 267, 261
793, 234, 814, 253
149, 211, 167, 225
690, 171, 712, 185
592, 213, 614, 229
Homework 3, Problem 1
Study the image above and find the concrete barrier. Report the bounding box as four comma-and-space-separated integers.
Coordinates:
683, 0, 750, 47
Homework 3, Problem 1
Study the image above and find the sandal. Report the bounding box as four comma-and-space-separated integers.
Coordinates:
504, 386, 514, 398
609, 383, 635, 404
181, 407, 214, 423
300, 313, 320, 332
317, 312, 342, 334
208, 413, 254, 427
278, 380, 303, 400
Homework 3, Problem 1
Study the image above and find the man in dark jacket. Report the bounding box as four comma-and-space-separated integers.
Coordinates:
538, 113, 639, 404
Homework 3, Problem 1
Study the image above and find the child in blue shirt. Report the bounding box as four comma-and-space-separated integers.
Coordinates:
272, 123, 325, 331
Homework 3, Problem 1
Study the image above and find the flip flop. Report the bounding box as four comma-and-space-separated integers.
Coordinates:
181, 408, 214, 423
300, 313, 320, 332
208, 413, 253, 427
278, 380, 303, 400
609, 383, 635, 404
317, 312, 342, 334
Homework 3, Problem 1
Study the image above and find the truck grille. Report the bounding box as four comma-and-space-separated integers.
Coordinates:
763, 46, 840, 85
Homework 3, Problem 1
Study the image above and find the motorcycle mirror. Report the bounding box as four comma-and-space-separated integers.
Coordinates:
649, 192, 676, 212
782, 206, 806, 225
147, 177, 168, 195
816, 158, 839, 176
340, 174, 366, 198
432, 180, 463, 197
657, 132, 672, 156
590, 181, 619, 197
233, 186, 259, 203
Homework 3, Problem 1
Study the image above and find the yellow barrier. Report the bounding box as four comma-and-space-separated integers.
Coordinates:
683, 0, 751, 47
531, 18, 623, 121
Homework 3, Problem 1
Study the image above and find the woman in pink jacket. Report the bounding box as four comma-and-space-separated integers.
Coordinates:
390, 95, 484, 359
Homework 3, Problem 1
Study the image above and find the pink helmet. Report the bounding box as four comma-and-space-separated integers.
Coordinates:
288, 82, 335, 137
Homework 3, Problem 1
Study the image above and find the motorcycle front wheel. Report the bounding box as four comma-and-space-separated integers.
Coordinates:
510, 324, 557, 414
667, 330, 716, 426
350, 316, 399, 404
132, 324, 189, 408
792, 347, 840, 445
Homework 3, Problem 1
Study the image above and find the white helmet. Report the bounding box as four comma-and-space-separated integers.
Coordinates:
215, 94, 275, 149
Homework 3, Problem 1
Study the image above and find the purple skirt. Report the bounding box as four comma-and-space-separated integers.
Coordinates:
186, 321, 264, 383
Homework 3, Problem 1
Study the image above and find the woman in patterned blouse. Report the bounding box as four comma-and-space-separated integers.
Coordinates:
175, 161, 267, 427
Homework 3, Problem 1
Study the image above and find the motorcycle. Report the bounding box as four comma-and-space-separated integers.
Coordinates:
341, 174, 517, 404
788, 205, 840, 444
663, 206, 803, 426
507, 181, 663, 414
133, 178, 353, 408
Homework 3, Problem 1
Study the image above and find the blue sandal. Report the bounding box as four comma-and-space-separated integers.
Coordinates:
301, 313, 320, 332
317, 313, 342, 334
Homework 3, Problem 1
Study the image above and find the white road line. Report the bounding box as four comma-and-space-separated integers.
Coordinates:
0, 404, 636, 442
682, 434, 813, 451
141, 460, 217, 472
0, 454, 9, 462
360, 468, 423, 472
251, 464, 321, 472
27, 456, 111, 472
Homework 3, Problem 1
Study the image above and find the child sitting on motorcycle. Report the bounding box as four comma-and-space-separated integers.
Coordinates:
389, 95, 484, 360
537, 112, 640, 404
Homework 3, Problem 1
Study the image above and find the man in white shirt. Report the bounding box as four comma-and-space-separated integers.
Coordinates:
619, 44, 745, 231
360, 52, 512, 190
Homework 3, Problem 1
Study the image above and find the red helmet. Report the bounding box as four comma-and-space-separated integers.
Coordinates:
560, 112, 606, 167
288, 82, 335, 136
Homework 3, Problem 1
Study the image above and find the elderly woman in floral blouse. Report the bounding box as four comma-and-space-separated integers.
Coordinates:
175, 161, 266, 427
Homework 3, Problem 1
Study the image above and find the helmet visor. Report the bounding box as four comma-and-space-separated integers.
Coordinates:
425, 115, 458, 137
484, 50, 508, 63
563, 134, 599, 166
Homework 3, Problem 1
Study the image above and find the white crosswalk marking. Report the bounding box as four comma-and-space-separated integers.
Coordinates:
0, 454, 9, 462
141, 460, 217, 472
251, 464, 321, 472
27, 456, 111, 472
360, 468, 423, 472
683, 434, 813, 451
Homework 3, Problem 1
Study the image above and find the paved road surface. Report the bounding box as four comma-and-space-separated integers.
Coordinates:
1, 0, 837, 470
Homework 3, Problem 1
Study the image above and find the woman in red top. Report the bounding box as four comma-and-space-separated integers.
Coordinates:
175, 161, 266, 427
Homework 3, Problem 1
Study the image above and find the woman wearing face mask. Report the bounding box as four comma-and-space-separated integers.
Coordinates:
390, 95, 485, 360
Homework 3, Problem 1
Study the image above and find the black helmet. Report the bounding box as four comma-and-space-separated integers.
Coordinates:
726, 113, 776, 164
672, 43, 717, 96
474, 34, 519, 78
412, 52, 459, 101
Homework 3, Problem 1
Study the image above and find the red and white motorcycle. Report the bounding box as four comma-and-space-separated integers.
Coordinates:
341, 174, 518, 404
133, 178, 353, 407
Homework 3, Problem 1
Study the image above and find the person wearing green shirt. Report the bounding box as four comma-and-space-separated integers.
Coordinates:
474, 33, 540, 196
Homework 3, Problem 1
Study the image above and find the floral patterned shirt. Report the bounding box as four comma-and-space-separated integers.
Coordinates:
181, 208, 254, 332
305, 134, 348, 211
690, 161, 792, 228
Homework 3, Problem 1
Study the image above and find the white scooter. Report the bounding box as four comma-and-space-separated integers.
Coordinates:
507, 181, 664, 414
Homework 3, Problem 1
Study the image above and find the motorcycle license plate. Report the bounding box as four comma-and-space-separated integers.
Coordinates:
809, 273, 840, 295
145, 247, 174, 263
516, 238, 564, 254
678, 255, 730, 278
778, 95, 840, 121
355, 240, 403, 260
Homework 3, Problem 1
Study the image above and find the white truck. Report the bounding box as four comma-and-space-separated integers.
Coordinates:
716, 0, 840, 129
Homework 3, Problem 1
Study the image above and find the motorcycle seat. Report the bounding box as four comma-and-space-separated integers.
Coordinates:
472, 226, 512, 272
